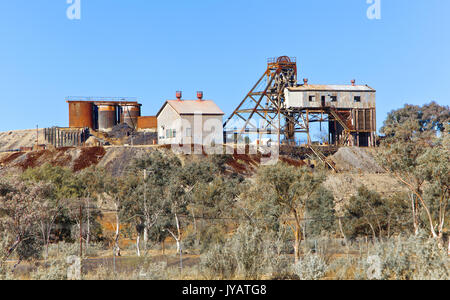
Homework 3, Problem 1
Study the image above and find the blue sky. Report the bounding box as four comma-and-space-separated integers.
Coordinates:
0, 0, 448, 132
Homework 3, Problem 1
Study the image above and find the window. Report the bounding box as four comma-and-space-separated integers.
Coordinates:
166, 129, 170, 138
354, 96, 361, 102
172, 129, 176, 138
330, 96, 337, 102
309, 95, 316, 102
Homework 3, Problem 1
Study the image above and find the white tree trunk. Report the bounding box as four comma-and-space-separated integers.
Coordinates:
176, 239, 180, 254
143, 227, 148, 244
136, 234, 141, 257
114, 203, 121, 256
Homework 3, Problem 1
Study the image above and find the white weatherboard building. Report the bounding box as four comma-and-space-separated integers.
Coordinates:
156, 98, 225, 145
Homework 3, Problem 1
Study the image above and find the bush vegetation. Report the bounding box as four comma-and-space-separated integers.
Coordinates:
0, 102, 448, 280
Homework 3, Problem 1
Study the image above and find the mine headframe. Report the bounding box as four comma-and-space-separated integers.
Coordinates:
223, 56, 306, 145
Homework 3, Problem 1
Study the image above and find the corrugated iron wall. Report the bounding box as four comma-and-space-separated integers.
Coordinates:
137, 116, 157, 129
44, 127, 90, 147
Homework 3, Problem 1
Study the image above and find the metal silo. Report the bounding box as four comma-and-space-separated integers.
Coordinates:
98, 104, 117, 131
120, 104, 141, 129
68, 101, 94, 128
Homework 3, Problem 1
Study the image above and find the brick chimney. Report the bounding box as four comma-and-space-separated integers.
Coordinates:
176, 91, 182, 100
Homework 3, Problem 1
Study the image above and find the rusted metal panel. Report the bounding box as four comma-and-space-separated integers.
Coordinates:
20, 146, 33, 152
68, 101, 94, 128
137, 116, 157, 129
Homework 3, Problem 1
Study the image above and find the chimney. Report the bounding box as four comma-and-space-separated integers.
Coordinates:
351, 79, 356, 86
197, 91, 204, 100
176, 91, 182, 100
303, 78, 308, 85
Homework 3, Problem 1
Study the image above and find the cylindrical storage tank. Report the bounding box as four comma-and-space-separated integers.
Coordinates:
98, 104, 117, 131
120, 104, 141, 129
68, 101, 93, 128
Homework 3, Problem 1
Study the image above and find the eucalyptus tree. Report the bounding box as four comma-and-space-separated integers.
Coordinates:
257, 163, 325, 263
379, 102, 449, 238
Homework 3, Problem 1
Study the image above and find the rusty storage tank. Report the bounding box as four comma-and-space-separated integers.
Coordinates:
120, 104, 141, 129
97, 104, 117, 131
68, 101, 94, 128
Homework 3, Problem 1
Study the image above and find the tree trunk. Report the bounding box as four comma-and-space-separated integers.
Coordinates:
3, 237, 21, 263
143, 227, 148, 246
114, 203, 121, 257
410, 193, 420, 235
448, 239, 450, 256
86, 198, 90, 250
294, 221, 301, 263
136, 234, 141, 257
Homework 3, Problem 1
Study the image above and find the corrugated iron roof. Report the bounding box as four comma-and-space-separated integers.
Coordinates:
157, 100, 224, 117
287, 84, 375, 92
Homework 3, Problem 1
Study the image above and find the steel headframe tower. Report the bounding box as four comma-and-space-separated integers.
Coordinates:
224, 56, 305, 145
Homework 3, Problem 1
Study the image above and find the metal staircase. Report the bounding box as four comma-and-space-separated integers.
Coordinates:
328, 107, 356, 146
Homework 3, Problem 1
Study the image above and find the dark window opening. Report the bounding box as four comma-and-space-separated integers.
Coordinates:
309, 95, 315, 102
354, 96, 361, 102
330, 96, 337, 102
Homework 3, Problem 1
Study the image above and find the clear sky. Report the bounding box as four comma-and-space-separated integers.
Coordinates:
0, 0, 448, 132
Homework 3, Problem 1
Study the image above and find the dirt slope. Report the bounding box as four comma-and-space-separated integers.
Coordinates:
329, 147, 384, 173
0, 129, 46, 152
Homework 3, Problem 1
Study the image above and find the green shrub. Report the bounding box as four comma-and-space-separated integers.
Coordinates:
373, 234, 449, 280
30, 259, 68, 280
200, 243, 237, 280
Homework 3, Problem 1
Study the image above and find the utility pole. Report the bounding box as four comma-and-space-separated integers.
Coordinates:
36, 125, 39, 149
143, 169, 147, 251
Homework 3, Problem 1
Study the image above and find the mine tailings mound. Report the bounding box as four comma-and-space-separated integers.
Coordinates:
0, 147, 106, 173
329, 147, 384, 173
1, 145, 384, 177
